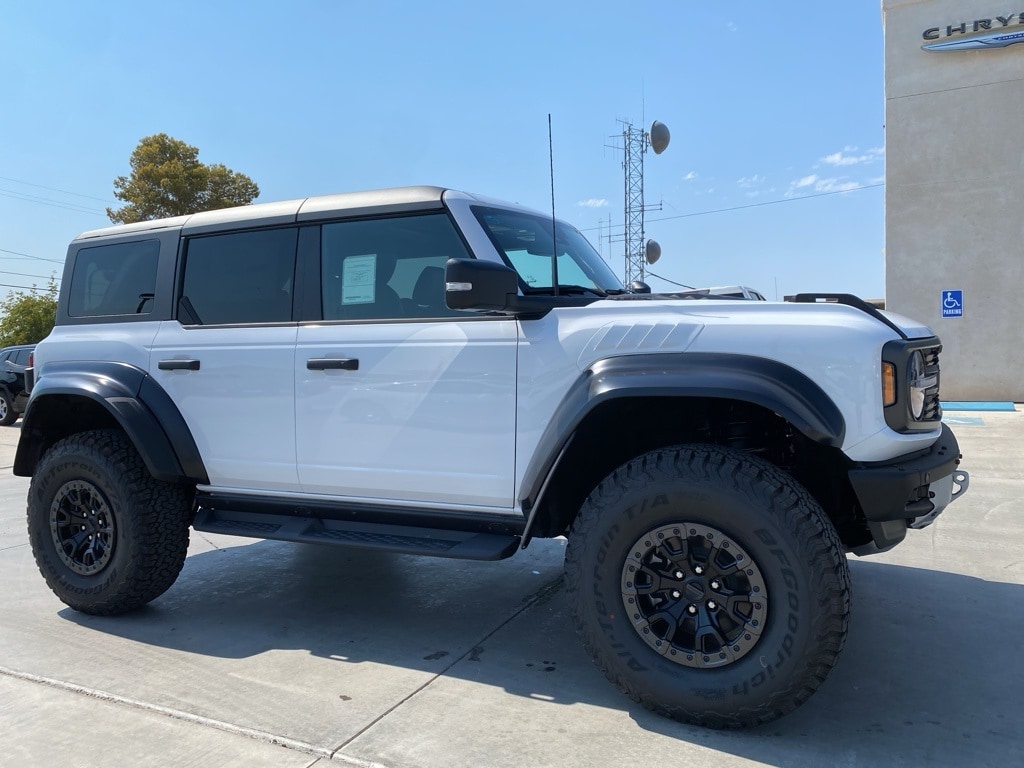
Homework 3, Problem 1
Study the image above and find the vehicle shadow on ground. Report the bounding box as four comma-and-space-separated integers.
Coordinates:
630, 559, 1024, 766
61, 541, 1023, 765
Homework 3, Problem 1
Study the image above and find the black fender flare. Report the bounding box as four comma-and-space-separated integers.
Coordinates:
14, 361, 208, 484
519, 352, 846, 533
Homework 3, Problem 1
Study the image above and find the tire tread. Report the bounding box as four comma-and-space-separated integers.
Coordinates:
565, 443, 851, 729
28, 429, 193, 615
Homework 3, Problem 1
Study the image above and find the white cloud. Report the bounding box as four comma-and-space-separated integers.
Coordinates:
816, 178, 862, 193
577, 198, 608, 208
683, 171, 698, 181
736, 174, 765, 188
821, 146, 884, 166
787, 174, 862, 196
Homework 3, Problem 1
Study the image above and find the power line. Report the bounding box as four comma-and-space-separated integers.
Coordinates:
0, 175, 117, 204
0, 247, 64, 264
0, 188, 107, 216
646, 271, 695, 289
0, 268, 60, 282
582, 183, 884, 232
0, 281, 56, 291
650, 183, 884, 224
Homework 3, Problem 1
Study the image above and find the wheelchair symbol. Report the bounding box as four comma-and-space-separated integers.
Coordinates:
942, 290, 963, 317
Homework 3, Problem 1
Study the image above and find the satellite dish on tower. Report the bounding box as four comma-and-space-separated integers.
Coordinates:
649, 121, 671, 154
645, 239, 661, 265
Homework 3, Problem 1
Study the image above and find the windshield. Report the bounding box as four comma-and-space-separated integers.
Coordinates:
472, 206, 623, 294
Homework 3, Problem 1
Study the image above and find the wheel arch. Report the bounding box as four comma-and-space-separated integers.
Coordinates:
520, 353, 850, 545
14, 361, 208, 484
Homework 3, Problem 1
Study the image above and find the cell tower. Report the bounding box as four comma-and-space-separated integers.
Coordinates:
617, 119, 670, 286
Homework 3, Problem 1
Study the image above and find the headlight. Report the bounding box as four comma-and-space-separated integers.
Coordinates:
882, 338, 942, 432
907, 351, 926, 419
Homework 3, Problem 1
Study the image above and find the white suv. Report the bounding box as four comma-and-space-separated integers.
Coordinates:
18, 186, 968, 728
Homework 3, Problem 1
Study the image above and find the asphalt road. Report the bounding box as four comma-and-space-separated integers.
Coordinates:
1, 411, 1022, 768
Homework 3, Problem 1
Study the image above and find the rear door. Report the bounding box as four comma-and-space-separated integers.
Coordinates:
148, 227, 301, 492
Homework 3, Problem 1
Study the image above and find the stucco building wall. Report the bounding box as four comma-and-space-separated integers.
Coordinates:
883, 0, 1024, 400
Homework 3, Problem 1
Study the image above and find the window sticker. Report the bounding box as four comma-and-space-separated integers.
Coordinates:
342, 254, 376, 305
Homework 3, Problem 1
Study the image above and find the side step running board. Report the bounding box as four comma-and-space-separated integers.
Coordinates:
192, 507, 521, 561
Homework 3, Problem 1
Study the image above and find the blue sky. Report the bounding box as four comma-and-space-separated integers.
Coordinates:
0, 1, 885, 300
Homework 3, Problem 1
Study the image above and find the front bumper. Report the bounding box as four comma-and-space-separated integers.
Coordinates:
847, 423, 969, 554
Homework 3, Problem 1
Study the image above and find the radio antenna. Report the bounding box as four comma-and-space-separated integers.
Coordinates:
548, 114, 559, 296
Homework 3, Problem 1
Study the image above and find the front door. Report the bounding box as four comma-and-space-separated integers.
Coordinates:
294, 213, 518, 510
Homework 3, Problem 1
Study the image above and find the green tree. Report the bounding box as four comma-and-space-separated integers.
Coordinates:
107, 133, 260, 224
0, 280, 58, 346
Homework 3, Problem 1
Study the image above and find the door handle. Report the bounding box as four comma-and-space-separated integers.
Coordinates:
158, 359, 200, 371
307, 358, 359, 371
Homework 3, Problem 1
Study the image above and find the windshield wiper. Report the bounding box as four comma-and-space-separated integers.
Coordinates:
554, 284, 607, 297
522, 284, 609, 298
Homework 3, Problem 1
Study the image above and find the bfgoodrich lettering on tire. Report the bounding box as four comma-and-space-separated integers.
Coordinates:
27, 429, 193, 615
564, 443, 851, 728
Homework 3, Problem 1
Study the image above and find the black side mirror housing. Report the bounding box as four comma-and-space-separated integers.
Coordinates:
630, 280, 651, 294
445, 259, 520, 312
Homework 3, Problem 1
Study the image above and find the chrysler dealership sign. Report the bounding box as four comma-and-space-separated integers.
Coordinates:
923, 14, 1024, 50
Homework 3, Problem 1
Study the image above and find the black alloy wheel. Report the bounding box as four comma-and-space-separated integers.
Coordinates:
49, 479, 116, 576
622, 522, 768, 668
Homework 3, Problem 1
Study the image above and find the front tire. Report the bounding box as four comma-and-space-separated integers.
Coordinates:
27, 429, 194, 615
0, 390, 16, 426
565, 444, 851, 728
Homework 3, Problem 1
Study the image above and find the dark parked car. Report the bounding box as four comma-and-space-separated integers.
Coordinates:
0, 344, 34, 425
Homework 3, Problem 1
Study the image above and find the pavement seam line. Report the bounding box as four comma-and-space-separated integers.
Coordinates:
329, 573, 566, 759
0, 664, 379, 767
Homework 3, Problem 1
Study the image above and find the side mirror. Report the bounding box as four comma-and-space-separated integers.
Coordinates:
630, 280, 652, 294
445, 259, 520, 311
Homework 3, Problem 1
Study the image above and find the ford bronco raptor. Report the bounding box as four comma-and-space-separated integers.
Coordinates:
18, 186, 968, 727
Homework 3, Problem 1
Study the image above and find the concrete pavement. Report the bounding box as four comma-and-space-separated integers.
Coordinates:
1, 411, 1022, 767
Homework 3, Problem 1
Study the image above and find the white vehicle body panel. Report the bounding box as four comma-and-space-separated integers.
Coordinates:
509, 299, 939, 493
148, 322, 300, 491
34, 322, 161, 374
295, 318, 518, 509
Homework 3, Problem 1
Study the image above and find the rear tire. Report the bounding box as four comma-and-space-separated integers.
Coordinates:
565, 443, 851, 728
27, 429, 194, 615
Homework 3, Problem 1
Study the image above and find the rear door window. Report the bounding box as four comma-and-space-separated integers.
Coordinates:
180, 228, 298, 325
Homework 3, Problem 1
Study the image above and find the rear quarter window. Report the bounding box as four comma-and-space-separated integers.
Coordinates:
68, 240, 160, 317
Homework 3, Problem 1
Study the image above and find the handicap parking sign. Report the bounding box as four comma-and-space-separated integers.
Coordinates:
941, 290, 963, 318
